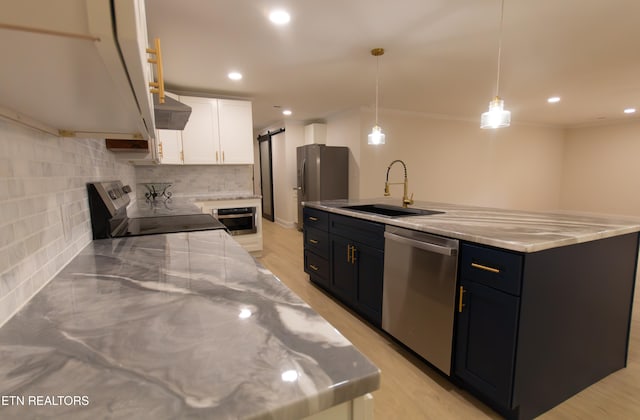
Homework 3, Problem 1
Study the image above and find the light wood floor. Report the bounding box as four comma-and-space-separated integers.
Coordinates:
257, 220, 640, 419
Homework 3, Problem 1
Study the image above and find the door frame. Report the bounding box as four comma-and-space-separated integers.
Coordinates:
257, 128, 284, 222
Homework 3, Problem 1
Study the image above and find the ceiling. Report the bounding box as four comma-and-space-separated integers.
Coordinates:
146, 0, 640, 130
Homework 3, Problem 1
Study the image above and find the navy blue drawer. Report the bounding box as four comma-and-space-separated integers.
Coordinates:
304, 250, 329, 286
460, 243, 523, 296
304, 227, 329, 259
329, 214, 385, 250
303, 207, 329, 232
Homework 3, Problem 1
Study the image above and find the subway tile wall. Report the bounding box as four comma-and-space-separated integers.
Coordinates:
135, 165, 254, 200
0, 120, 135, 326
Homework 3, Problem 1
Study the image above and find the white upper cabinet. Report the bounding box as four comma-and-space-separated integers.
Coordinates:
156, 96, 254, 165
156, 128, 183, 164
218, 99, 254, 164
0, 0, 155, 140
180, 96, 220, 164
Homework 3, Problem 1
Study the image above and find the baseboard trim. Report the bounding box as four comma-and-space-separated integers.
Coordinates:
274, 218, 296, 229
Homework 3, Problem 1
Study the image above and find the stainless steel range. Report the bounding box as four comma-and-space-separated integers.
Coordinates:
87, 181, 226, 239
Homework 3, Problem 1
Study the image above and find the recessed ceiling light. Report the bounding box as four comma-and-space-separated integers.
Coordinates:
269, 10, 290, 25
623, 108, 636, 114
228, 72, 242, 81
282, 109, 292, 116
547, 96, 561, 103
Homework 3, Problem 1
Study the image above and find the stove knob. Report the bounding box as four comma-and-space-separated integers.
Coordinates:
108, 190, 117, 199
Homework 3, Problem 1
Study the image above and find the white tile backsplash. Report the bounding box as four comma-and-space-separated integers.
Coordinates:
135, 164, 254, 200
0, 119, 135, 326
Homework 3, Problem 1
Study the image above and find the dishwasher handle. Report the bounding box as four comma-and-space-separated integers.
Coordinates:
384, 231, 458, 256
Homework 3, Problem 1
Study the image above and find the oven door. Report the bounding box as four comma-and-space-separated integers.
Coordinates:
214, 207, 257, 236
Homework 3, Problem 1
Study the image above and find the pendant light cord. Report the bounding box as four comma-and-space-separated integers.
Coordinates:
495, 0, 505, 98
375, 54, 380, 125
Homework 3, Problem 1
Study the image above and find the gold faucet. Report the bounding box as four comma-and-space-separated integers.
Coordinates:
384, 159, 414, 207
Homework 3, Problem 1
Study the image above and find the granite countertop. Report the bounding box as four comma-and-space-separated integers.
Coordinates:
305, 198, 640, 253
0, 231, 379, 419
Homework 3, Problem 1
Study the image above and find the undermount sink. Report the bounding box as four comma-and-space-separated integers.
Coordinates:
342, 204, 444, 218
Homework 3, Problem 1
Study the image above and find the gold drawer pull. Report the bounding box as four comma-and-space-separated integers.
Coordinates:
458, 286, 465, 313
308, 216, 319, 221
471, 262, 500, 274
309, 239, 319, 244
309, 264, 319, 271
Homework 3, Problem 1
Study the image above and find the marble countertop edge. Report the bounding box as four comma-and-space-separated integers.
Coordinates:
251, 368, 381, 420
304, 199, 640, 253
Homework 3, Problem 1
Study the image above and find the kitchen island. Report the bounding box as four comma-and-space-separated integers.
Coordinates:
302, 198, 640, 420
0, 230, 379, 419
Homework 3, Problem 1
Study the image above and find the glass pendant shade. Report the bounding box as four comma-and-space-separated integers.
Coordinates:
368, 48, 386, 145
480, 97, 511, 129
368, 125, 386, 145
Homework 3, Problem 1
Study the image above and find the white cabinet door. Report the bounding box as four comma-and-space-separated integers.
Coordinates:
156, 129, 182, 164
218, 99, 254, 164
180, 96, 219, 164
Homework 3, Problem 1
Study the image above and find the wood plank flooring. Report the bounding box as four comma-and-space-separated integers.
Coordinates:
256, 219, 640, 419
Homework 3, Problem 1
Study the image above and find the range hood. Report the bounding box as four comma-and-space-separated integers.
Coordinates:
153, 95, 192, 130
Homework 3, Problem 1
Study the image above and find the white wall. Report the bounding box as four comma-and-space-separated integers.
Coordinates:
326, 108, 566, 211
561, 120, 640, 217
326, 109, 362, 199
0, 119, 135, 326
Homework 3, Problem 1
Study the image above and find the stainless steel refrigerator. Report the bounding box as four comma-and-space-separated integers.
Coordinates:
296, 144, 349, 229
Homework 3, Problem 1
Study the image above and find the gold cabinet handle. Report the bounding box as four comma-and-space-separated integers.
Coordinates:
216, 151, 219, 162
158, 142, 163, 158
309, 264, 319, 271
458, 286, 465, 313
308, 216, 318, 221
180, 151, 184, 162
351, 245, 357, 264
471, 262, 501, 274
146, 38, 165, 103
222, 150, 225, 162
309, 239, 319, 244
347, 244, 352, 263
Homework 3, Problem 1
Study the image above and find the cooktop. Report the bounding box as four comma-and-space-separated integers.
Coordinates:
115, 214, 226, 237
87, 181, 227, 239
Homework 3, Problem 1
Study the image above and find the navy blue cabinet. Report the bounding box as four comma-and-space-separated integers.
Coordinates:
455, 243, 522, 411
303, 208, 384, 327
329, 213, 384, 327
330, 234, 357, 302
330, 231, 384, 326
455, 279, 520, 410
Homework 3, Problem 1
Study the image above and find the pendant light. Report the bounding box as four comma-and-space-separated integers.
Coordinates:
368, 48, 386, 144
480, 0, 511, 129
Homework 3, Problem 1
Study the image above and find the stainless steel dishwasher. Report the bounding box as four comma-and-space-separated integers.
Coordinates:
382, 225, 459, 375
